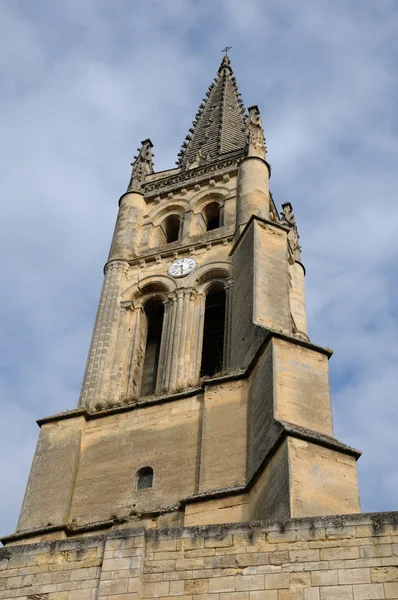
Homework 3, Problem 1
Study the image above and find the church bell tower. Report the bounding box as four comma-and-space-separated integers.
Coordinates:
6, 55, 361, 545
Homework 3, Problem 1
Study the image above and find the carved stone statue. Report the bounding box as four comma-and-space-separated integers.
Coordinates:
280, 202, 301, 260
245, 105, 266, 159
188, 147, 211, 170
127, 138, 154, 192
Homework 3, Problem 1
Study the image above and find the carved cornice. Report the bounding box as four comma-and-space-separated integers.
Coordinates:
128, 234, 233, 267
142, 153, 243, 198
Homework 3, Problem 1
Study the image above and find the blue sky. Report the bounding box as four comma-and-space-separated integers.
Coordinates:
1, 0, 398, 538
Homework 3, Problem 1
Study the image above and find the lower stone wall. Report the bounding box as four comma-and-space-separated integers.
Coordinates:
1, 512, 398, 600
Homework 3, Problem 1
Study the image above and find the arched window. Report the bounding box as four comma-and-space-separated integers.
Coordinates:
162, 214, 181, 243
136, 466, 153, 490
200, 286, 226, 377
141, 297, 164, 396
203, 202, 222, 231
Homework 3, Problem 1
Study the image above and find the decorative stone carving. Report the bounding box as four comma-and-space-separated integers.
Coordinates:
280, 202, 301, 260
246, 105, 266, 159
143, 154, 242, 196
188, 148, 211, 170
127, 138, 154, 192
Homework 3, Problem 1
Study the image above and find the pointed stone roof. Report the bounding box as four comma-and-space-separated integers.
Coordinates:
177, 55, 246, 168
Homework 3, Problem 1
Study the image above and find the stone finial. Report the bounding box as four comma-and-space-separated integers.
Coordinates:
187, 148, 211, 170
218, 54, 232, 74
127, 138, 154, 193
280, 202, 301, 260
245, 105, 267, 159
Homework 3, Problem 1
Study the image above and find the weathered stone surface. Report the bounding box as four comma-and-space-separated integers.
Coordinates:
1, 515, 397, 600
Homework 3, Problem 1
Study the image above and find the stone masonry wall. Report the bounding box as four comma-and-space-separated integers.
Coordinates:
1, 512, 398, 600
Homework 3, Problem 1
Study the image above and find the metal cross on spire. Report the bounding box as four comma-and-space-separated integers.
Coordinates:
222, 46, 232, 56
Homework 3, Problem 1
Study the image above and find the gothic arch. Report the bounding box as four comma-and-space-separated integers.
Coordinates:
188, 261, 232, 289
137, 274, 177, 293
189, 187, 231, 214
145, 201, 189, 226
121, 275, 176, 304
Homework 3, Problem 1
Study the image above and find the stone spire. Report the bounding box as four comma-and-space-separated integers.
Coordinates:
177, 55, 246, 168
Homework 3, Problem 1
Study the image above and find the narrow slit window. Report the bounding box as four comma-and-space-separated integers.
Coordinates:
136, 466, 153, 490
200, 288, 226, 377
140, 298, 164, 396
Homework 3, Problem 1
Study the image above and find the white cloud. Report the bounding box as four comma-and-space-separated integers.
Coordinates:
0, 0, 397, 536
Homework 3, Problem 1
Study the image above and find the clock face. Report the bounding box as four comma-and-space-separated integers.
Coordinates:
168, 258, 197, 278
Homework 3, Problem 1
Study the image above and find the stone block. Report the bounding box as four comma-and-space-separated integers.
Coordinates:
236, 575, 264, 591
145, 581, 171, 597
290, 550, 320, 563
102, 557, 132, 571
360, 546, 392, 559
128, 577, 143, 594
184, 579, 209, 595
267, 531, 296, 544
297, 528, 326, 542
170, 580, 186, 596
192, 569, 221, 579
269, 552, 289, 566
99, 578, 129, 595
220, 594, 250, 600
304, 590, 320, 600
320, 547, 360, 561
149, 539, 178, 552
338, 569, 371, 585
352, 583, 385, 599
320, 586, 353, 600
178, 538, 205, 551
67, 590, 92, 600
107, 595, 140, 600
371, 567, 398, 583
48, 592, 69, 600
52, 571, 72, 584
311, 571, 338, 586
176, 559, 205, 571
205, 536, 233, 548
209, 577, 236, 592
381, 557, 398, 567
326, 527, 356, 540
385, 582, 398, 598
264, 574, 289, 590
236, 553, 269, 568
69, 566, 99, 581
146, 560, 177, 573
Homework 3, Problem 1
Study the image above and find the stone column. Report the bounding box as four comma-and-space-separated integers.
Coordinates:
175, 288, 195, 389
162, 292, 178, 392
108, 301, 132, 402
78, 260, 129, 410
223, 280, 233, 371
184, 289, 197, 387
191, 291, 206, 384
126, 306, 146, 398
168, 289, 185, 391
155, 298, 172, 393
181, 209, 193, 241
236, 156, 270, 230
290, 261, 309, 341
108, 191, 146, 261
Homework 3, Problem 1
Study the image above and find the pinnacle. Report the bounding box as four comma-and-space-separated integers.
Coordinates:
177, 56, 246, 168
